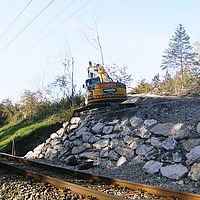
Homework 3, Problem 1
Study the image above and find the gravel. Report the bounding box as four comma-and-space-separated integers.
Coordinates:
0, 168, 83, 200
80, 162, 200, 195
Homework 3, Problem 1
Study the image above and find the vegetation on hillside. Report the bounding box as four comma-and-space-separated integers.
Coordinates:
0, 90, 83, 153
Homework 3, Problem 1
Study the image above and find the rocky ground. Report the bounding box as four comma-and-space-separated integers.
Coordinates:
24, 95, 200, 195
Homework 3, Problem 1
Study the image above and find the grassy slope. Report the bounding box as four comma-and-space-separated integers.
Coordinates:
0, 117, 58, 153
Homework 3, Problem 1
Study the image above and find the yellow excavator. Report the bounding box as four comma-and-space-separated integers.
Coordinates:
84, 61, 127, 105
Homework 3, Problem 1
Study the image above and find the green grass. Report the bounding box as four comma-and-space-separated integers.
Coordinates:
0, 116, 58, 153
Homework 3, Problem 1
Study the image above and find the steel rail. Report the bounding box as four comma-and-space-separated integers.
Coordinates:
1, 153, 200, 200
0, 159, 124, 200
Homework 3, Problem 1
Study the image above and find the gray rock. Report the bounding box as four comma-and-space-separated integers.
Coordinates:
120, 119, 128, 128
89, 135, 101, 143
102, 133, 118, 139
144, 119, 157, 127
180, 139, 200, 152
197, 123, 200, 134
93, 139, 109, 149
100, 147, 109, 158
136, 145, 154, 156
68, 132, 81, 141
186, 145, 200, 165
102, 126, 113, 134
145, 148, 161, 160
162, 137, 177, 150
150, 123, 174, 137
114, 147, 134, 159
76, 127, 89, 135
173, 152, 183, 163
58, 147, 70, 159
110, 139, 120, 149
97, 159, 112, 168
109, 150, 119, 161
116, 156, 127, 166
124, 135, 135, 145
129, 156, 146, 164
72, 139, 82, 146
106, 119, 119, 126
121, 127, 131, 136
137, 127, 151, 139
160, 164, 188, 180
143, 160, 163, 174
113, 123, 120, 132
82, 132, 93, 143
91, 122, 105, 134
188, 162, 200, 181
63, 140, 70, 148
130, 116, 143, 128
71, 143, 91, 154
129, 138, 144, 150
146, 137, 162, 148
79, 152, 99, 160
170, 123, 189, 140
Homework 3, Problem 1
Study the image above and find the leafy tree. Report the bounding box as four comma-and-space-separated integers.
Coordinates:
161, 24, 197, 89
131, 79, 152, 94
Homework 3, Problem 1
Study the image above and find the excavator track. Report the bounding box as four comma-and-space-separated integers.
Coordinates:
72, 102, 136, 117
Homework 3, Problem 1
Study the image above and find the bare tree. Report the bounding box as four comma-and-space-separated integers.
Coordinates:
50, 40, 76, 99
104, 64, 133, 87
81, 17, 105, 66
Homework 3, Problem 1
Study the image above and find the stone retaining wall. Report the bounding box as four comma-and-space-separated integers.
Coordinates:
25, 112, 200, 181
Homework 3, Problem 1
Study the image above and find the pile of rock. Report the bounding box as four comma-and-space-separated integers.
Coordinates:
25, 113, 200, 182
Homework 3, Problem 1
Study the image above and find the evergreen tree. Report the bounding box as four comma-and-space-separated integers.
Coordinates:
161, 24, 197, 89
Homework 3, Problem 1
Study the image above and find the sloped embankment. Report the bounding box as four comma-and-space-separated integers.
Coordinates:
25, 95, 200, 193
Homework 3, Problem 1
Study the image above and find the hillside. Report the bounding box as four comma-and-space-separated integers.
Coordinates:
25, 95, 200, 194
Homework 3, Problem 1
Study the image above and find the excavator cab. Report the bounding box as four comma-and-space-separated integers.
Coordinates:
84, 62, 127, 105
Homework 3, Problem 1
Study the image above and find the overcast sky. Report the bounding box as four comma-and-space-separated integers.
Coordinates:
0, 0, 199, 102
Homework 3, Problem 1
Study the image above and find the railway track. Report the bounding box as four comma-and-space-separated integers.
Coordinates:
0, 153, 200, 200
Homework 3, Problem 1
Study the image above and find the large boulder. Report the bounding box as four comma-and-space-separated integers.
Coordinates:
143, 160, 163, 174
160, 164, 188, 180
150, 123, 174, 137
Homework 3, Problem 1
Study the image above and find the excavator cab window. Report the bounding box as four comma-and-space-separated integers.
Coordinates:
86, 77, 100, 87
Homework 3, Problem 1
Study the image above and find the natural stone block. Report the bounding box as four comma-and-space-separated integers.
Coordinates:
93, 139, 109, 149
160, 164, 188, 180
136, 145, 154, 156
150, 123, 174, 137
143, 160, 163, 174
162, 137, 177, 150
117, 156, 127, 167
130, 116, 143, 128
144, 119, 157, 127
91, 122, 105, 134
